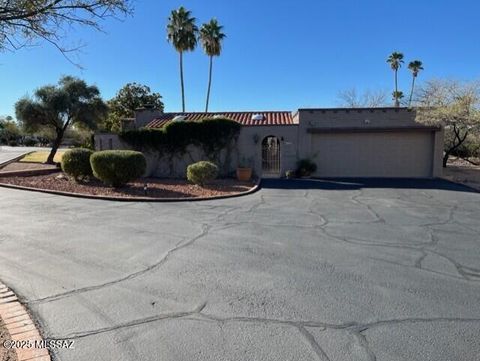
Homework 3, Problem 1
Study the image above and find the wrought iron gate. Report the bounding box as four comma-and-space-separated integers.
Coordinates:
262, 136, 281, 175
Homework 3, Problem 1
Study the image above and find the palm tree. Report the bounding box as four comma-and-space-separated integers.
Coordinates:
407, 60, 424, 107
392, 91, 404, 106
199, 19, 226, 112
167, 7, 198, 112
387, 52, 404, 107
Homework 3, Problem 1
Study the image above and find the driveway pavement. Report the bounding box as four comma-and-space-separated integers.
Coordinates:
0, 179, 479, 361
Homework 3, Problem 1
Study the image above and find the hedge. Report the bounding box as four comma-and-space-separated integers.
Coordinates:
120, 118, 241, 157
61, 148, 93, 180
90, 150, 146, 187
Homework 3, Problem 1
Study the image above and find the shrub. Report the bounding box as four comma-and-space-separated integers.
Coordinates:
90, 150, 146, 187
61, 148, 94, 180
23, 138, 38, 146
296, 158, 317, 177
187, 161, 218, 186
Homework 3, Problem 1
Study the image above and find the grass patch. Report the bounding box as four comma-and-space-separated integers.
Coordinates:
20, 150, 65, 163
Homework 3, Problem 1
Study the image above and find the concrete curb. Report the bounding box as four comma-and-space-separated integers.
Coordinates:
0, 168, 59, 178
440, 177, 480, 193
0, 178, 262, 202
0, 282, 51, 361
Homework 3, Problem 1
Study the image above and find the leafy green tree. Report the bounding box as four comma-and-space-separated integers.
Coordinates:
106, 83, 164, 132
407, 60, 424, 107
0, 0, 131, 65
199, 19, 226, 112
387, 52, 404, 107
15, 76, 107, 163
167, 6, 198, 112
416, 79, 480, 167
0, 116, 22, 144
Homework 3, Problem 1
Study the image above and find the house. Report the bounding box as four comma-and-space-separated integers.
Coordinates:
95, 107, 443, 178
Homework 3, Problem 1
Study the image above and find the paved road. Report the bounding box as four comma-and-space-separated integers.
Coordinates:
0, 179, 479, 361
0, 146, 33, 166
0, 146, 56, 166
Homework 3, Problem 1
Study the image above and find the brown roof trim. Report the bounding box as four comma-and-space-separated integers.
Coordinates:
242, 124, 299, 127
307, 126, 441, 134
299, 107, 415, 112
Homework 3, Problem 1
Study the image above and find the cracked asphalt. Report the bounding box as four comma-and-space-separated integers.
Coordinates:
0, 178, 479, 361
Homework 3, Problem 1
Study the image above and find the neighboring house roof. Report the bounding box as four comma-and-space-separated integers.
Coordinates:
145, 111, 295, 128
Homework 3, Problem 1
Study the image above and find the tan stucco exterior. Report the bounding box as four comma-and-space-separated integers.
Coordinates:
94, 107, 443, 179
296, 108, 443, 178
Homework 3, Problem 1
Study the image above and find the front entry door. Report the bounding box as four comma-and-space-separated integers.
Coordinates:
262, 136, 281, 177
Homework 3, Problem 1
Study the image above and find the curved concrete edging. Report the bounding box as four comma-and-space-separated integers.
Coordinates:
0, 281, 51, 361
0, 178, 262, 202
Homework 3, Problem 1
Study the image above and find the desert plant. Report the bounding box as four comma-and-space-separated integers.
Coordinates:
285, 170, 295, 179
90, 150, 146, 187
61, 148, 93, 181
296, 158, 317, 177
187, 161, 218, 186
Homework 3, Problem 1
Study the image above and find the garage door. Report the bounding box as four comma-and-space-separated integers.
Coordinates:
311, 131, 434, 178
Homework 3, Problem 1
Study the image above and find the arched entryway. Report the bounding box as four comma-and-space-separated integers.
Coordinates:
262, 136, 281, 177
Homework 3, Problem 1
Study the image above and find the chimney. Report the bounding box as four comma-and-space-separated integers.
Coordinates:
134, 106, 164, 129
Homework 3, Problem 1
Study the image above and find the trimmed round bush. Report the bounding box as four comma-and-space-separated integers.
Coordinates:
90, 150, 146, 187
61, 148, 93, 180
187, 161, 218, 186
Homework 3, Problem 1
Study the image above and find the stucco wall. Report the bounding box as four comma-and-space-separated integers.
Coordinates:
95, 125, 299, 178
237, 126, 298, 177
95, 107, 444, 179
296, 108, 444, 178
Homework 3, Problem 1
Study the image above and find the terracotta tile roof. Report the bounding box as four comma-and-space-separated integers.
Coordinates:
145, 111, 295, 128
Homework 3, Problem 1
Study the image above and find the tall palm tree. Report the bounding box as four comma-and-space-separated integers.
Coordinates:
407, 60, 424, 107
199, 19, 226, 112
167, 7, 198, 112
387, 52, 404, 107
392, 91, 404, 106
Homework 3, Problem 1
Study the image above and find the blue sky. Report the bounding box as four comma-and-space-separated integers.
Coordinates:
1, 0, 479, 117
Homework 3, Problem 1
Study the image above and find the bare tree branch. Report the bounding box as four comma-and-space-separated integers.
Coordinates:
416, 79, 480, 167
0, 0, 132, 66
337, 87, 388, 108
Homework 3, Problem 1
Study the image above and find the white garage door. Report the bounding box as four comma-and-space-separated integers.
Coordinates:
311, 131, 434, 178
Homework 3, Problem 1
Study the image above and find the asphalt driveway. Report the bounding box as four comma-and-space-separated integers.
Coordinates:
0, 179, 479, 361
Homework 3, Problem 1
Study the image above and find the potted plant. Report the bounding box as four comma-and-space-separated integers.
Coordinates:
237, 156, 253, 181
296, 158, 317, 178
285, 170, 295, 179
